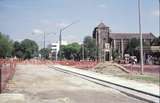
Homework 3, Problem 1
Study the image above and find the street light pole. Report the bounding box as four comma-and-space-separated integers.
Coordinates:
59, 20, 79, 60
82, 44, 85, 60
138, 0, 144, 74
59, 29, 62, 60
44, 32, 46, 49
159, 0, 160, 37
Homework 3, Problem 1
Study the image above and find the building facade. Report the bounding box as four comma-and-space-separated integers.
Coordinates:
92, 22, 156, 62
48, 41, 68, 60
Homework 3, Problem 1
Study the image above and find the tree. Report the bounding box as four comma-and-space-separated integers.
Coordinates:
83, 36, 97, 60
39, 48, 51, 59
0, 32, 13, 58
12, 41, 23, 58
20, 39, 39, 59
126, 38, 139, 56
61, 42, 81, 60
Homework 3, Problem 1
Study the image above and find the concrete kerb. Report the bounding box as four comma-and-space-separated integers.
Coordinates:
51, 64, 160, 103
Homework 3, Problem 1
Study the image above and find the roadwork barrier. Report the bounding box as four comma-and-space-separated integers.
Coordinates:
18, 59, 98, 69
0, 59, 16, 93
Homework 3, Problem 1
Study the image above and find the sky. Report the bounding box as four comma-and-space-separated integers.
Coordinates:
0, 0, 159, 48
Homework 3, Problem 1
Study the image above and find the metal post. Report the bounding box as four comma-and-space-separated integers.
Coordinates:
58, 20, 79, 61
59, 29, 62, 60
159, 0, 160, 37
44, 32, 46, 49
138, 0, 144, 74
82, 44, 85, 60
98, 29, 102, 62
95, 30, 98, 62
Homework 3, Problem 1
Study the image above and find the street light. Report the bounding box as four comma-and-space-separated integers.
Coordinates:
59, 20, 79, 60
138, 0, 144, 74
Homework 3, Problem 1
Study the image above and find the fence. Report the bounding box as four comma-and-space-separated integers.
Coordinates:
0, 59, 16, 93
18, 59, 98, 69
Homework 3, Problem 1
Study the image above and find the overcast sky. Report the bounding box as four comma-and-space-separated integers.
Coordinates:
0, 0, 159, 47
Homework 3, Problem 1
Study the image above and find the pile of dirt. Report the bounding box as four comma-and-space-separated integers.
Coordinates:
92, 62, 128, 75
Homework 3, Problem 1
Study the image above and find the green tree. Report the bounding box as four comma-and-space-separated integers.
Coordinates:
126, 38, 139, 56
61, 42, 81, 60
12, 41, 23, 58
39, 48, 51, 59
20, 39, 39, 59
83, 36, 97, 60
0, 32, 13, 58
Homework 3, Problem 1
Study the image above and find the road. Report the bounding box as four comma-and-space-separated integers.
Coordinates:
2, 64, 147, 103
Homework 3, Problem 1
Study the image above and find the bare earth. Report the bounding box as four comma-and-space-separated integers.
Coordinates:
2, 64, 147, 103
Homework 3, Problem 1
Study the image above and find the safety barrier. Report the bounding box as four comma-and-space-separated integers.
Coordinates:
0, 59, 16, 93
17, 59, 98, 69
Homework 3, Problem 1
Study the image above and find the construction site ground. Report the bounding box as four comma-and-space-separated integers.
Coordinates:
0, 64, 147, 103
92, 62, 160, 85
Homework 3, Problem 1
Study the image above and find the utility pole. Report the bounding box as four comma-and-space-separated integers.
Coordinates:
32, 30, 56, 49
158, 0, 160, 37
59, 20, 79, 61
138, 0, 144, 74
44, 32, 46, 49
96, 30, 99, 62
82, 44, 85, 60
59, 29, 62, 60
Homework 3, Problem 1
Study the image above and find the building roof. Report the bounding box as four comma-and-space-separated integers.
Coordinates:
97, 22, 109, 28
110, 33, 156, 40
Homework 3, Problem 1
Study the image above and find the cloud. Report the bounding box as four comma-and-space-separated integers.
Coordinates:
153, 10, 159, 16
56, 22, 69, 28
98, 4, 107, 8
32, 29, 43, 34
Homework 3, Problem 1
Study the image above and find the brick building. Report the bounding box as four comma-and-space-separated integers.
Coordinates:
92, 22, 156, 62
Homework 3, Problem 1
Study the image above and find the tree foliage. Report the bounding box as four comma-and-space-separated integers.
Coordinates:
39, 48, 51, 59
83, 36, 97, 60
126, 38, 139, 56
0, 32, 13, 58
21, 39, 38, 59
12, 41, 23, 58
61, 42, 81, 60
13, 39, 39, 59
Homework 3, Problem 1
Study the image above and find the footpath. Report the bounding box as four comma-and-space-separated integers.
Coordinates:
53, 64, 160, 103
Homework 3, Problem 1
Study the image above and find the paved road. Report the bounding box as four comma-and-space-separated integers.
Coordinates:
2, 64, 147, 103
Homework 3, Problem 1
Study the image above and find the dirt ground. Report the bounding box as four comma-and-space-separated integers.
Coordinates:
92, 62, 127, 75
92, 62, 160, 85
2, 64, 147, 103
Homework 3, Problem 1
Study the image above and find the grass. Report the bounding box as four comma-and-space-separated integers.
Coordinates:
117, 74, 160, 85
